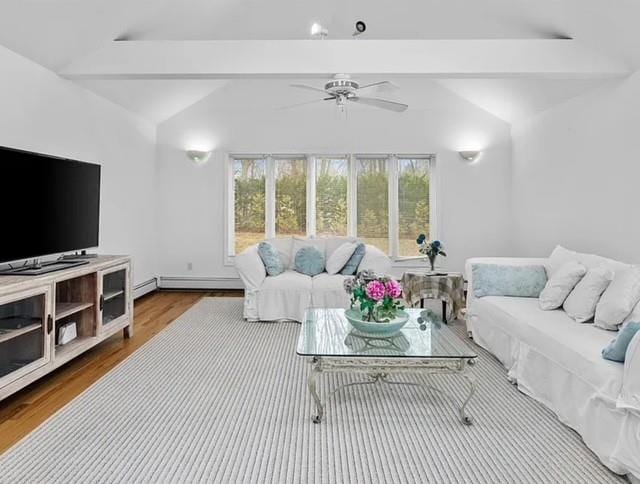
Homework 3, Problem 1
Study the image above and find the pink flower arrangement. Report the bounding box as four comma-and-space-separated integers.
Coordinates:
366, 280, 387, 301
344, 272, 405, 322
385, 279, 402, 299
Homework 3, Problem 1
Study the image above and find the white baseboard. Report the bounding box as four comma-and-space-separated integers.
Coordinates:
158, 276, 244, 290
134, 278, 158, 299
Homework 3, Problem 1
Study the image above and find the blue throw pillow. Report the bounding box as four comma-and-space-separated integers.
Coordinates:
472, 264, 548, 298
294, 246, 325, 276
602, 322, 640, 362
258, 242, 285, 276
340, 243, 366, 275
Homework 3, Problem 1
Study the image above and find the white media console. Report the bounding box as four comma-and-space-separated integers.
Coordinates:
0, 255, 132, 400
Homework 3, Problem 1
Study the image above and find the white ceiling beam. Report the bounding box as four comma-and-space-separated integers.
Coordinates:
59, 40, 630, 80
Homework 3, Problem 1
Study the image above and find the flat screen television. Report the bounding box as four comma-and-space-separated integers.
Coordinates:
0, 146, 101, 263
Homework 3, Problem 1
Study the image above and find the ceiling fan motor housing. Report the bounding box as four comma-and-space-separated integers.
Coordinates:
324, 77, 359, 96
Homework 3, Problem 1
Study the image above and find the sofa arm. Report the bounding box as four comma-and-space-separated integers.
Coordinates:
619, 331, 640, 414
235, 244, 266, 291
358, 245, 392, 276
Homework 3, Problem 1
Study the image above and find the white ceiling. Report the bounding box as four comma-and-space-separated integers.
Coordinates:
0, 0, 637, 124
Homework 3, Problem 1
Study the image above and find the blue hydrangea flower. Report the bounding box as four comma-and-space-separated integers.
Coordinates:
416, 233, 426, 244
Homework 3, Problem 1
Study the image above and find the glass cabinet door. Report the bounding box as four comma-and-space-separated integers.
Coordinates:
100, 266, 129, 329
0, 288, 51, 387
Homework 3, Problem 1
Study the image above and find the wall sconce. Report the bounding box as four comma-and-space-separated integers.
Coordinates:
458, 151, 481, 162
186, 150, 212, 165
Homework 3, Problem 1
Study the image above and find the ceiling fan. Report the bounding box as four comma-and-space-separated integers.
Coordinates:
287, 74, 408, 113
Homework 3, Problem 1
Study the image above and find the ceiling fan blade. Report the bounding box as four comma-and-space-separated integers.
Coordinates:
290, 84, 331, 95
278, 98, 332, 110
358, 81, 398, 91
350, 96, 408, 112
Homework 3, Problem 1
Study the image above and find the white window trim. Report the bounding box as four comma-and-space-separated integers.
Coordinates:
225, 152, 437, 265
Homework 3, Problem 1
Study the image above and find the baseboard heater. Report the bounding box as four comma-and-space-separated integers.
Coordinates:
134, 277, 158, 299
158, 276, 244, 290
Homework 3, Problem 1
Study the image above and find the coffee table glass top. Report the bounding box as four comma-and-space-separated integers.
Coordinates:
297, 308, 477, 359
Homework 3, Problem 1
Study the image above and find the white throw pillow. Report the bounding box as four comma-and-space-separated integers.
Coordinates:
318, 236, 359, 260
563, 266, 614, 323
539, 261, 587, 310
548, 245, 631, 276
325, 242, 358, 275
595, 266, 640, 330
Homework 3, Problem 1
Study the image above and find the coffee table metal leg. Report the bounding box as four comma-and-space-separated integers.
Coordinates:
308, 362, 324, 423
459, 373, 476, 425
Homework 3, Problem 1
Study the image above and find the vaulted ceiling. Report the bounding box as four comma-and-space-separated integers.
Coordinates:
0, 0, 637, 124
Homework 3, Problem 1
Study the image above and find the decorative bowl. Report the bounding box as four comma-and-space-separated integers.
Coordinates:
344, 308, 410, 336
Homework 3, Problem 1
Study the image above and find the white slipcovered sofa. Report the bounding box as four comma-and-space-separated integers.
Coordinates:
235, 236, 392, 322
466, 248, 640, 481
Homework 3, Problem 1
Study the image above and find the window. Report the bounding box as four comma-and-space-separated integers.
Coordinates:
398, 158, 430, 256
227, 154, 435, 259
232, 158, 266, 254
356, 158, 389, 254
315, 157, 348, 236
275, 158, 307, 237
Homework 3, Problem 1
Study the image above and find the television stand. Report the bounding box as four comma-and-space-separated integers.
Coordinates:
0, 255, 132, 401
0, 259, 89, 276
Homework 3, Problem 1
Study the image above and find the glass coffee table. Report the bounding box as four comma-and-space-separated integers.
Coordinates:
297, 308, 478, 425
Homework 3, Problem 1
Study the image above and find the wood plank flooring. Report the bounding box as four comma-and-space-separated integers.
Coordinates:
0, 290, 242, 455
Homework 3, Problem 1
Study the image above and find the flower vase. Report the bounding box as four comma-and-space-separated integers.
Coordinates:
428, 254, 437, 272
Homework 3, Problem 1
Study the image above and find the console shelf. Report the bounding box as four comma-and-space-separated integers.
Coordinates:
0, 255, 132, 401
0, 323, 41, 344
55, 302, 94, 321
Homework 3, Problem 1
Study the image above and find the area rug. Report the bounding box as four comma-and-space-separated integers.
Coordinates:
0, 298, 625, 483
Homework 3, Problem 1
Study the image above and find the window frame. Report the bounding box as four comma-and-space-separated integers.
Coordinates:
225, 152, 436, 264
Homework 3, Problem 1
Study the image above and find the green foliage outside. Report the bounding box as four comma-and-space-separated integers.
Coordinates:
234, 158, 430, 255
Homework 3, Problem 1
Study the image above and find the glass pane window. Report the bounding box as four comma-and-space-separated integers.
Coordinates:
315, 157, 348, 236
356, 158, 389, 254
233, 158, 266, 254
398, 158, 430, 256
275, 158, 307, 237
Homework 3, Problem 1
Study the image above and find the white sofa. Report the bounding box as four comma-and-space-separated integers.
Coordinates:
465, 249, 640, 481
235, 236, 392, 322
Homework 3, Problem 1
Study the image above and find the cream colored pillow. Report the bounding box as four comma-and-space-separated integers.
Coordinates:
563, 266, 613, 323
325, 242, 358, 275
539, 261, 586, 310
595, 266, 640, 330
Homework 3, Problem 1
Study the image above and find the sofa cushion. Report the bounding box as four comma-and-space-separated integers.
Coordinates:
475, 296, 623, 399
258, 270, 312, 321
311, 273, 351, 308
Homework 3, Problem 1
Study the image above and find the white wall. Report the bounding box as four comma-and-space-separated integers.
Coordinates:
511, 72, 640, 263
0, 45, 158, 285
156, 79, 514, 282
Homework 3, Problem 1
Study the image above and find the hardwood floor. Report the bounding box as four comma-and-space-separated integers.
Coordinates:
0, 290, 242, 455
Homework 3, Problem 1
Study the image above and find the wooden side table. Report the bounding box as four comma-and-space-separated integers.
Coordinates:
400, 271, 466, 323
